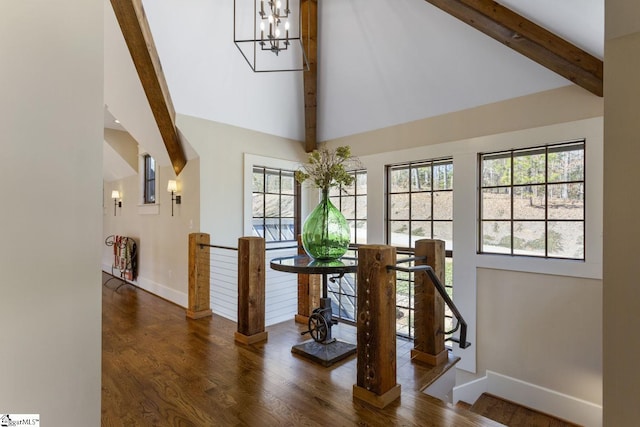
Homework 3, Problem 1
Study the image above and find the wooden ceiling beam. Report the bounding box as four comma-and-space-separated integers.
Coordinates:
301, 0, 318, 152
110, 0, 187, 175
424, 0, 603, 97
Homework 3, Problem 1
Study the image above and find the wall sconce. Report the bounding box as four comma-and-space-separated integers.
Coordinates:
167, 180, 181, 216
111, 190, 122, 216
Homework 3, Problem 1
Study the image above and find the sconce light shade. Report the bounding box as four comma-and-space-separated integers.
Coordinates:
167, 180, 181, 216
111, 190, 122, 216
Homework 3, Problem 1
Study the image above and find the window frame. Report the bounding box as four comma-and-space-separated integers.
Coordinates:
251, 165, 300, 242
478, 140, 586, 260
329, 169, 367, 245
143, 154, 156, 205
385, 157, 454, 252
385, 157, 454, 340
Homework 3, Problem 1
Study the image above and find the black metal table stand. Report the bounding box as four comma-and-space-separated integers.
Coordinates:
270, 255, 358, 367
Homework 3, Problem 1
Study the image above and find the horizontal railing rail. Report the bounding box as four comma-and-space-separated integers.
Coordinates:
199, 242, 299, 252
199, 243, 238, 251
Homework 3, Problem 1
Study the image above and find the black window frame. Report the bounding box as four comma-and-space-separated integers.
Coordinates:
329, 169, 368, 245
143, 154, 156, 204
386, 158, 454, 340
478, 140, 586, 260
252, 166, 300, 242
386, 158, 454, 251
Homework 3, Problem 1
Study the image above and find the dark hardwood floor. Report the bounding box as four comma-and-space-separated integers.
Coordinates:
102, 275, 502, 426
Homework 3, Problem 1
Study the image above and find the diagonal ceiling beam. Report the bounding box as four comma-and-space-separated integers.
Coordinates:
110, 0, 187, 175
301, 0, 318, 152
424, 0, 603, 97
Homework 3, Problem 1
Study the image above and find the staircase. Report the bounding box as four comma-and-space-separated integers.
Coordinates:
454, 393, 582, 427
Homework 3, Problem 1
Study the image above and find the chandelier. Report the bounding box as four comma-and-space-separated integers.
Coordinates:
234, 0, 308, 72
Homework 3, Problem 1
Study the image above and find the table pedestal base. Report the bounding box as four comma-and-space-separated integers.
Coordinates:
291, 340, 356, 367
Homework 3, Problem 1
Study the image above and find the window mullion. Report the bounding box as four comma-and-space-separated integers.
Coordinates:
510, 152, 514, 256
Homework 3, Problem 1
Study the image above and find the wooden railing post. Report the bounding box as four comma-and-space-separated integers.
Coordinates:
353, 245, 401, 408
187, 233, 213, 319
234, 237, 268, 345
412, 239, 447, 365
295, 235, 321, 324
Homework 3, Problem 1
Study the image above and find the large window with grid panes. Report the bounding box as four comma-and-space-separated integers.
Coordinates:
387, 158, 454, 339
252, 166, 300, 242
479, 140, 585, 260
327, 170, 367, 324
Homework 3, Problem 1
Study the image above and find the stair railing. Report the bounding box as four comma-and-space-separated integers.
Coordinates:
389, 259, 470, 349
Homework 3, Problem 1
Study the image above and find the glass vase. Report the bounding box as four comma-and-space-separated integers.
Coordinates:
302, 191, 350, 260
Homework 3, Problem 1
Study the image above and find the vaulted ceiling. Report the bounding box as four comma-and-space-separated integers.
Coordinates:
104, 0, 604, 174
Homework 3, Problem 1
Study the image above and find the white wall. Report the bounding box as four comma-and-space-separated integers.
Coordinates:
0, 1, 103, 424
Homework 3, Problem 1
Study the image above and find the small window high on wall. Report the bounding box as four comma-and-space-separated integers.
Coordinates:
143, 154, 156, 204
479, 140, 585, 260
252, 166, 300, 242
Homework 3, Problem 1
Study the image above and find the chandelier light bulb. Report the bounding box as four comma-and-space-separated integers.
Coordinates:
275, 28, 280, 38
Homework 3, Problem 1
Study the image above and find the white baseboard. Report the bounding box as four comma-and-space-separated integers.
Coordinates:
424, 364, 457, 403
102, 266, 188, 308
452, 375, 488, 405
453, 370, 602, 427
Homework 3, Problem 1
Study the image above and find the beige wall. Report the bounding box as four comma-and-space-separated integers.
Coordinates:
475, 268, 602, 403
103, 158, 200, 306
603, 1, 640, 423
104, 128, 139, 171
330, 85, 602, 156
328, 86, 604, 408
177, 114, 307, 247
0, 1, 103, 424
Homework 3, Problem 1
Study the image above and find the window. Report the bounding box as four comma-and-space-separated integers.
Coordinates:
387, 159, 454, 339
387, 159, 453, 250
252, 166, 299, 242
479, 140, 585, 259
143, 154, 156, 204
329, 169, 367, 244
327, 170, 367, 324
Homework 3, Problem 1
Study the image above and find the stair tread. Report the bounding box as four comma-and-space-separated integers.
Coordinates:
470, 393, 581, 427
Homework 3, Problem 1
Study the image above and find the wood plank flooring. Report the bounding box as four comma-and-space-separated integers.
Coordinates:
102, 276, 502, 426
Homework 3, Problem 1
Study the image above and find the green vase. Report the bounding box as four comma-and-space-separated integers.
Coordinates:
302, 190, 350, 260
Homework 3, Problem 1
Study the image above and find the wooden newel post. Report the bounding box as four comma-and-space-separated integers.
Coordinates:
187, 233, 213, 319
295, 235, 321, 324
353, 245, 401, 408
412, 239, 447, 365
234, 237, 268, 345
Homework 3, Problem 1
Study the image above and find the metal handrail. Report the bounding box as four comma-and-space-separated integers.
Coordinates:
388, 260, 471, 349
